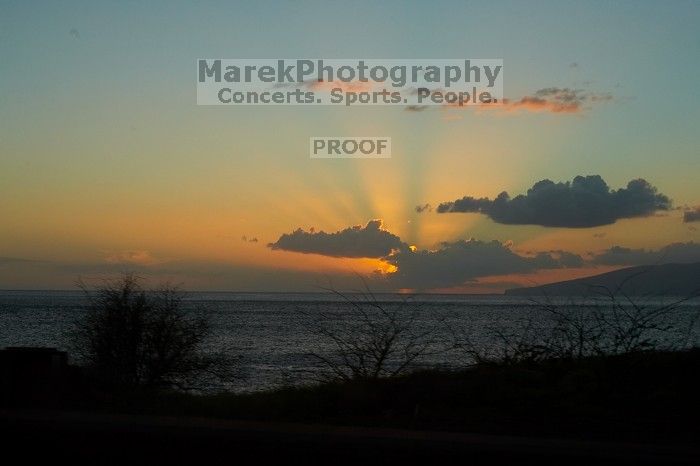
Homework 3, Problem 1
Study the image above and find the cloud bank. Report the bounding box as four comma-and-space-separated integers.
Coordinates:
405, 87, 612, 115
591, 242, 700, 266
268, 220, 406, 258
268, 215, 700, 290
382, 240, 583, 289
683, 207, 700, 223
432, 175, 671, 228
500, 87, 613, 113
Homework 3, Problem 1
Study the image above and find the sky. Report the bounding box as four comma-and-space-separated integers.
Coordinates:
1, 0, 700, 292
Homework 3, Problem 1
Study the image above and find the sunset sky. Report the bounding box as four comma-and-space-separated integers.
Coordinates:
2, 0, 700, 291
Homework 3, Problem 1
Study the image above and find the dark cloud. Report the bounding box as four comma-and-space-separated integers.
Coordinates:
545, 250, 586, 268
415, 203, 432, 213
269, 220, 586, 288
434, 175, 671, 228
268, 220, 407, 258
0, 257, 38, 265
103, 250, 157, 266
501, 88, 612, 113
382, 239, 583, 289
436, 87, 612, 113
591, 242, 700, 266
404, 86, 612, 115
405, 105, 429, 112
683, 207, 700, 223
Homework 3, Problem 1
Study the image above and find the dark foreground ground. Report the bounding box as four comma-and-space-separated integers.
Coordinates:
1, 349, 699, 464
2, 408, 698, 465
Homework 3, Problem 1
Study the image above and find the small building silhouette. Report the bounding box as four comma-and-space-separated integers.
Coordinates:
0, 347, 69, 404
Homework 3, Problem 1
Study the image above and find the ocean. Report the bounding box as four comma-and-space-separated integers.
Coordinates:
1, 290, 698, 392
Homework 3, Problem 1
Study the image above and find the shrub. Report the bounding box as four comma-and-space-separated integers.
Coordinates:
72, 274, 233, 391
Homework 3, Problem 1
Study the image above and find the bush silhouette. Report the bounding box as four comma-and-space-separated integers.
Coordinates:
73, 274, 231, 391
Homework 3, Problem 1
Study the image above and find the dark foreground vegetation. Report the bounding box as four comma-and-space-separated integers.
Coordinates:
2, 349, 699, 465
138, 350, 700, 442
3, 348, 698, 443
1, 275, 698, 464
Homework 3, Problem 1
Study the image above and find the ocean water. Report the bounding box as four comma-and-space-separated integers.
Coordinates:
1, 291, 698, 392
